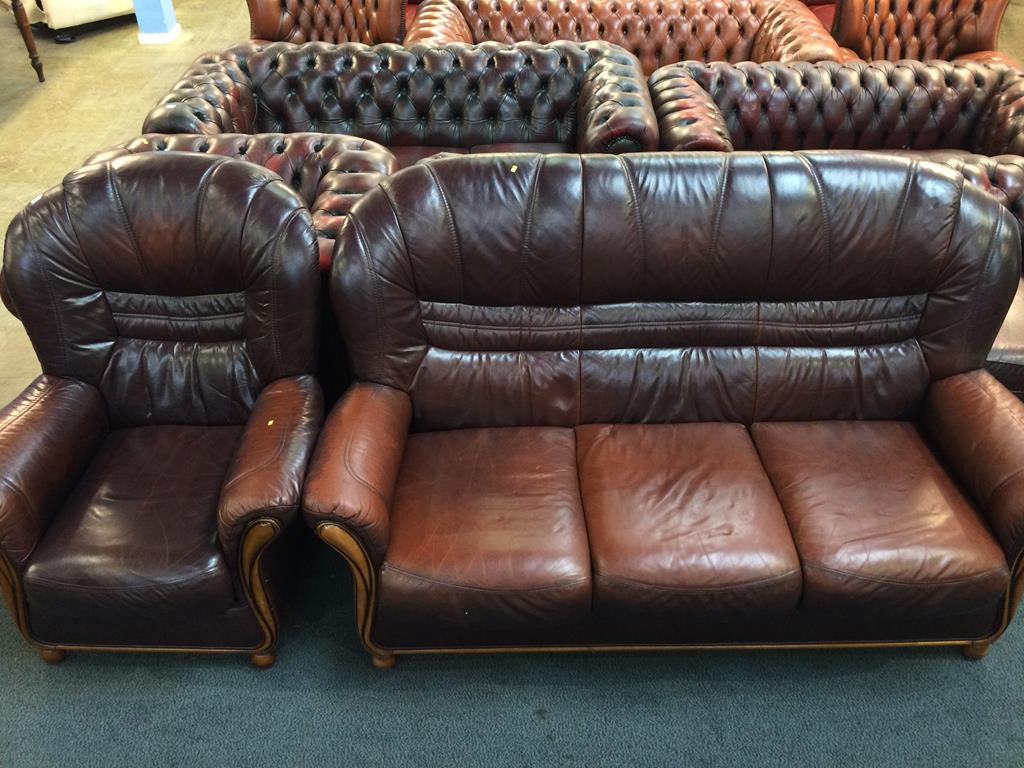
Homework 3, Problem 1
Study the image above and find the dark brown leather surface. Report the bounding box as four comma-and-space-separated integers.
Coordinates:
303, 383, 412, 565
923, 370, 1024, 567
373, 427, 591, 647
404, 0, 843, 74
0, 376, 108, 570
247, 0, 406, 43
752, 421, 1009, 620
23, 426, 264, 648
987, 277, 1024, 397
334, 152, 1019, 430
577, 423, 801, 621
832, 0, 1008, 61
141, 41, 659, 154
86, 134, 397, 272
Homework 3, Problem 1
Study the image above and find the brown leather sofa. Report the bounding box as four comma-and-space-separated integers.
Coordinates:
831, 0, 1018, 68
140, 41, 659, 168
405, 0, 844, 75
303, 152, 1024, 668
0, 153, 323, 666
247, 0, 406, 44
648, 58, 1024, 397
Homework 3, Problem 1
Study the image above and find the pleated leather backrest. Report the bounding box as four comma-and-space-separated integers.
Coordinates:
332, 152, 1019, 429
4, 153, 320, 427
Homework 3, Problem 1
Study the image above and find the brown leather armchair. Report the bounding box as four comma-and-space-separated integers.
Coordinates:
831, 0, 1018, 67
304, 152, 1024, 668
246, 0, 406, 43
0, 153, 324, 666
405, 0, 844, 75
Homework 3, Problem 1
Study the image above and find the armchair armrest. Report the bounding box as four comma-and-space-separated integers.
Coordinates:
576, 45, 659, 153
974, 69, 1024, 156
648, 66, 734, 151
217, 375, 324, 563
302, 384, 412, 566
142, 49, 259, 135
405, 0, 474, 45
0, 376, 107, 569
922, 370, 1024, 567
751, 1, 844, 64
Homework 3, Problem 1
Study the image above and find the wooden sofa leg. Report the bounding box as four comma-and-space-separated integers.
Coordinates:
372, 653, 396, 670
250, 652, 276, 669
960, 643, 990, 660
40, 648, 65, 665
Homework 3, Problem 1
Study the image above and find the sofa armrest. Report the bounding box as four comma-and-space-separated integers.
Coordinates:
405, 0, 474, 45
0, 376, 107, 570
142, 50, 259, 135
956, 51, 1022, 71
576, 45, 659, 153
303, 384, 411, 566
922, 370, 1024, 567
217, 375, 324, 563
973, 69, 1024, 156
751, 1, 844, 63
648, 66, 734, 151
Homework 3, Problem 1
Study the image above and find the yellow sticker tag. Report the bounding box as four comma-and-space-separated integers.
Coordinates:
510, 164, 518, 173
267, 420, 274, 427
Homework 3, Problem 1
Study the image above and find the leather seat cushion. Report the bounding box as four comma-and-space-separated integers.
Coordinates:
751, 421, 1009, 623
23, 425, 260, 648
374, 427, 592, 647
389, 143, 569, 168
987, 277, 1024, 398
577, 423, 802, 622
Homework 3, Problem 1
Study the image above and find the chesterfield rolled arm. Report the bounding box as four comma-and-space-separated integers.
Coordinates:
142, 49, 259, 134
0, 376, 108, 571
404, 0, 474, 45
218, 376, 325, 565
303, 384, 412, 567
648, 67, 734, 152
750, 0, 844, 63
576, 44, 659, 153
974, 69, 1024, 156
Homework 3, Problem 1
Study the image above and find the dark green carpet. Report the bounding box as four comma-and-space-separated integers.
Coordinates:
1, 532, 1022, 768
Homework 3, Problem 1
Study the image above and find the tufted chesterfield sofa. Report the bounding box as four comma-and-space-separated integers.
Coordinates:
141, 41, 659, 168
648, 58, 1024, 397
246, 0, 406, 44
405, 0, 844, 75
831, 0, 1018, 68
0, 153, 324, 666
303, 152, 1024, 667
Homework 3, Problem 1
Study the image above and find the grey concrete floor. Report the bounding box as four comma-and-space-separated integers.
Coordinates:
1, 1, 1024, 404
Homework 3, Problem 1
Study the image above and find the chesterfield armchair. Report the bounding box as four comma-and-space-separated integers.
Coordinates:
141, 41, 659, 167
404, 0, 844, 75
246, 0, 406, 43
0, 153, 323, 666
831, 0, 1018, 68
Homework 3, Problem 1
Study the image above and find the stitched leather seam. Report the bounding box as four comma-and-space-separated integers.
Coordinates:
108, 163, 151, 283
420, 314, 924, 331
424, 163, 464, 302
350, 216, 388, 380
796, 153, 833, 269
340, 391, 393, 507
111, 311, 244, 322
25, 569, 224, 590
708, 155, 729, 266
383, 564, 589, 594
596, 569, 802, 594
0, 476, 39, 527
618, 154, 647, 296
803, 559, 1008, 587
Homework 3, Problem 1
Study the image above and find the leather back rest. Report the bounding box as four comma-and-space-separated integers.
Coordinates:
239, 41, 602, 147
247, 0, 405, 44
333, 152, 1019, 430
832, 0, 1008, 60
3, 154, 320, 428
452, 0, 770, 71
678, 60, 1003, 150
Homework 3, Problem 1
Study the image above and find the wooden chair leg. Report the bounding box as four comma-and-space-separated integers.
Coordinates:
250, 652, 276, 669
960, 643, 989, 660
40, 648, 65, 664
372, 653, 396, 669
11, 0, 44, 82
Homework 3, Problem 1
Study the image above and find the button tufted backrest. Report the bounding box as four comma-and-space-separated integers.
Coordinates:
669, 60, 1004, 150
2, 153, 320, 428
230, 41, 606, 147
247, 0, 406, 44
446, 0, 780, 73
832, 0, 1008, 60
332, 152, 1018, 430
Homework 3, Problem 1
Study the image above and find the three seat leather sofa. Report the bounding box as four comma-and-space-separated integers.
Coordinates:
0, 154, 323, 667
247, 0, 407, 44
302, 152, 1024, 668
140, 41, 659, 168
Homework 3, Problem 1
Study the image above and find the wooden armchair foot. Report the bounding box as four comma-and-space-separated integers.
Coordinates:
960, 643, 989, 660
372, 653, 396, 669
40, 648, 65, 664
250, 652, 276, 669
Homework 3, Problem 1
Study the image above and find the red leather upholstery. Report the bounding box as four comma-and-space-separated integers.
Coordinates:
305, 152, 1024, 654
247, 0, 406, 44
405, 0, 844, 74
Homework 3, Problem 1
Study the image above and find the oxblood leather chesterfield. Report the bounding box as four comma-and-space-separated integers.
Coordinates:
404, 0, 844, 75
304, 152, 1024, 668
141, 41, 659, 168
0, 154, 323, 666
247, 0, 407, 44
